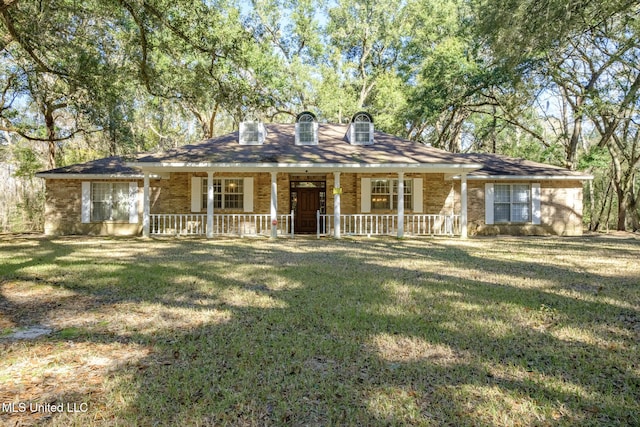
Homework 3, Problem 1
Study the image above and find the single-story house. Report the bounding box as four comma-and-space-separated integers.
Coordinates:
36, 112, 592, 238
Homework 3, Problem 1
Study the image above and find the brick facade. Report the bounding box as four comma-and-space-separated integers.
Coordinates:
43, 173, 584, 236
468, 180, 584, 236
44, 179, 143, 236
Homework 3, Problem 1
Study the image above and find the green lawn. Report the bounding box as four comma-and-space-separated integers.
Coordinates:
1, 235, 639, 426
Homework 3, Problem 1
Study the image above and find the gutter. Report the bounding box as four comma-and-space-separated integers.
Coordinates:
449, 174, 594, 181
35, 172, 166, 180
125, 161, 484, 173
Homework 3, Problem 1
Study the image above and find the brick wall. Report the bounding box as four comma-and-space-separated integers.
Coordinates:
44, 179, 143, 236
468, 180, 584, 236
43, 174, 585, 236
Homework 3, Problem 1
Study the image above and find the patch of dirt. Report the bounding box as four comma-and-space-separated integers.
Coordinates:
5, 325, 52, 340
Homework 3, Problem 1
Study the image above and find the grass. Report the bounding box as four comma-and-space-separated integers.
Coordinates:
0, 234, 639, 426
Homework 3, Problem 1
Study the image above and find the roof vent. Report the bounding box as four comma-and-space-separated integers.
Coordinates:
239, 121, 267, 145
347, 112, 374, 145
295, 111, 318, 145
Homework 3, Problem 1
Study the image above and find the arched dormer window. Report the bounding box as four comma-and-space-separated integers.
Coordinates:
239, 118, 267, 145
295, 111, 318, 145
348, 112, 374, 145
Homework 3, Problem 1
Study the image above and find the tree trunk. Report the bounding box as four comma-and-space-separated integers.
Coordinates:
588, 179, 596, 231
616, 186, 626, 231
566, 104, 583, 171
604, 182, 614, 231
44, 105, 56, 169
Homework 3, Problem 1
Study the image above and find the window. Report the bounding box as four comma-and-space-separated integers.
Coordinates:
353, 112, 372, 144
202, 178, 244, 210
348, 112, 374, 145
91, 182, 129, 221
494, 184, 530, 222
242, 122, 258, 144
239, 121, 266, 145
354, 122, 371, 144
371, 179, 412, 210
296, 112, 317, 145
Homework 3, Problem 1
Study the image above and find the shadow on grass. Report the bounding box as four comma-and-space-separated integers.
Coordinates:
0, 236, 639, 426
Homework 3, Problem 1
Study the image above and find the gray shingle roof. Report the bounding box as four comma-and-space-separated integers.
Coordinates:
135, 124, 479, 166
36, 124, 591, 179
36, 156, 141, 177
462, 153, 588, 178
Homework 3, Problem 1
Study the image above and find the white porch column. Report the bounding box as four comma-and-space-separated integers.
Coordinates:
333, 172, 341, 239
397, 172, 405, 238
461, 172, 468, 239
270, 172, 278, 238
142, 171, 150, 237
207, 171, 214, 238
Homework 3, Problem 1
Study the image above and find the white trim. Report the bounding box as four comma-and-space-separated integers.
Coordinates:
361, 178, 371, 213
191, 177, 202, 213
81, 182, 91, 223
334, 172, 341, 239
143, 173, 150, 237
127, 162, 484, 174
270, 172, 277, 238
532, 183, 541, 225
128, 182, 139, 224
207, 172, 214, 238
35, 173, 166, 179
412, 178, 423, 213
460, 173, 468, 239
243, 177, 254, 213
457, 174, 593, 181
397, 172, 404, 238
485, 183, 494, 225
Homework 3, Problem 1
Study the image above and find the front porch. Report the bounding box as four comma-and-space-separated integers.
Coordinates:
140, 169, 471, 239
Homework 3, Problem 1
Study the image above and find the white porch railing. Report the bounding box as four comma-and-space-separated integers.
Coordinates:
317, 212, 460, 237
150, 211, 294, 237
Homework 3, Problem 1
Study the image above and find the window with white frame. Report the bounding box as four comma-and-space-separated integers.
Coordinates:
353, 113, 372, 144
91, 182, 130, 221
494, 184, 530, 222
296, 112, 316, 145
241, 122, 259, 144
371, 179, 412, 210
202, 178, 244, 210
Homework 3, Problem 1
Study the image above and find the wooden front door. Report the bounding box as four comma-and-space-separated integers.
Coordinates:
296, 188, 320, 233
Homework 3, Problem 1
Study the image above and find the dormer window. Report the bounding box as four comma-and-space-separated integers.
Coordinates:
347, 112, 374, 145
239, 121, 267, 145
295, 111, 318, 145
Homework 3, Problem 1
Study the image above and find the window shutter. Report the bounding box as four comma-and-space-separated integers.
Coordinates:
243, 177, 254, 212
485, 183, 494, 225
191, 177, 202, 212
369, 122, 374, 144
129, 182, 139, 224
81, 182, 91, 223
412, 178, 423, 213
531, 183, 541, 225
361, 178, 371, 213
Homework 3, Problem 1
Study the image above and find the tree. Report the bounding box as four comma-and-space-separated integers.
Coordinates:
326, 0, 412, 127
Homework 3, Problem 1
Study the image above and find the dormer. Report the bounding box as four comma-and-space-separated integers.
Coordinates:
295, 111, 319, 145
239, 121, 267, 145
347, 112, 374, 145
